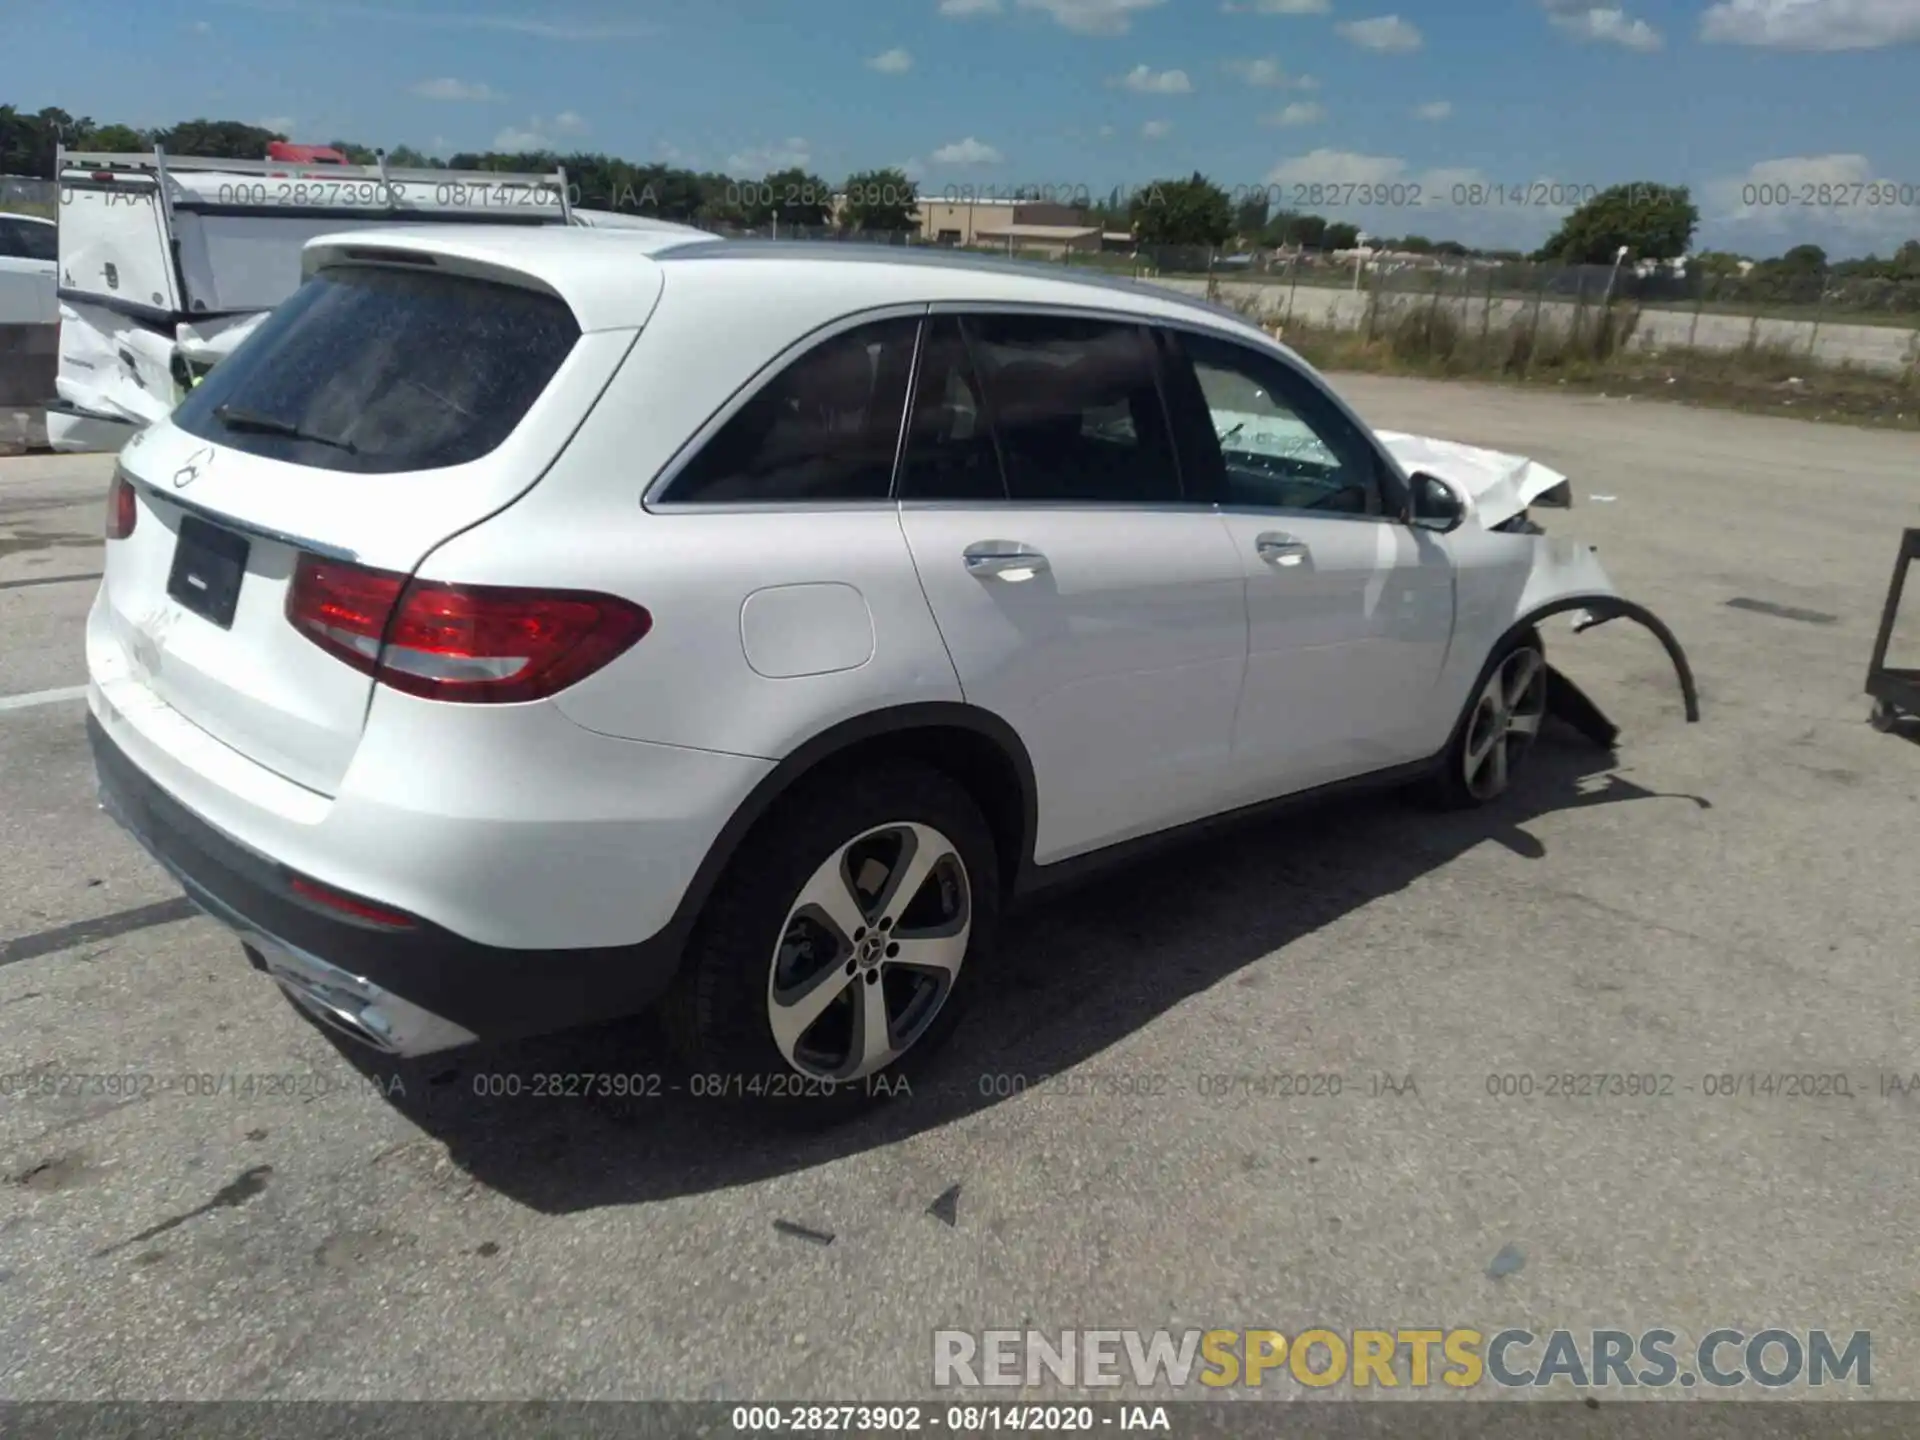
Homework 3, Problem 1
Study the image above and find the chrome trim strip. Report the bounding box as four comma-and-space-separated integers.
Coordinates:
133, 480, 360, 563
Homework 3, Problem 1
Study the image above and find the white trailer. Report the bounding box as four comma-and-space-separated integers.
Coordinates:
47, 145, 712, 452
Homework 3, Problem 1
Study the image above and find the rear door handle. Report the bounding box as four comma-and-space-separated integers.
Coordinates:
1255, 531, 1310, 567
963, 542, 1051, 581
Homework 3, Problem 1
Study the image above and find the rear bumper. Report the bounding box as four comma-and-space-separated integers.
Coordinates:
89, 713, 687, 1055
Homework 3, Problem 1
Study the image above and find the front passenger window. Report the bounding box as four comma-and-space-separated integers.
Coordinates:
1172, 331, 1387, 517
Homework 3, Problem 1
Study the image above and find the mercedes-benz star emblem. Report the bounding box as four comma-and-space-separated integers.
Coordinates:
173, 447, 215, 489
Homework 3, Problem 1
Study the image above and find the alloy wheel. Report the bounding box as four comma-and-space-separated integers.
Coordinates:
766, 822, 971, 1082
1463, 646, 1548, 801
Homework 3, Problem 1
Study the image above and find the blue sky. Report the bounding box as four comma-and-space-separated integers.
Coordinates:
5, 0, 1919, 256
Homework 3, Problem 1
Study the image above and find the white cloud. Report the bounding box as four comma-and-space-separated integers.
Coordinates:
211, 0, 656, 39
1265, 101, 1326, 125
726, 137, 814, 173
1224, 56, 1317, 86
868, 46, 914, 73
931, 136, 1005, 165
1264, 149, 1496, 198
1335, 13, 1424, 49
1703, 153, 1919, 249
1701, 0, 1920, 48
260, 116, 296, 133
1113, 64, 1194, 92
1099, 123, 1118, 137
1544, 2, 1663, 49
495, 112, 588, 151
1018, 0, 1166, 35
1415, 99, 1453, 119
192, 18, 213, 31
1141, 118, 1173, 139
940, 0, 1001, 13
411, 77, 505, 101
897, 156, 927, 181
1222, 0, 1329, 11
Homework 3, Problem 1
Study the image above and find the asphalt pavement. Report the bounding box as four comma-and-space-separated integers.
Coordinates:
2, 379, 1918, 1403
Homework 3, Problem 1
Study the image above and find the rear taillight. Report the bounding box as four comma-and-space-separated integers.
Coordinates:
285, 555, 651, 703
105, 469, 137, 540
288, 875, 417, 930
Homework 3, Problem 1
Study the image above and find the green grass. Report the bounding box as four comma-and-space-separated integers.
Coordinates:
1242, 291, 1920, 432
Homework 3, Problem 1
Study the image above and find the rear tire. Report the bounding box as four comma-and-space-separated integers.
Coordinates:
1418, 634, 1550, 810
661, 759, 1000, 1122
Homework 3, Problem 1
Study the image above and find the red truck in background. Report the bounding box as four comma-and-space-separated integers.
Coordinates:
265, 141, 350, 165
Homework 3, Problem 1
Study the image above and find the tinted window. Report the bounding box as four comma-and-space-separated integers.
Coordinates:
172, 265, 579, 475
897, 316, 1005, 502
0, 217, 55, 261
963, 314, 1180, 504
666, 317, 919, 503
1168, 330, 1387, 516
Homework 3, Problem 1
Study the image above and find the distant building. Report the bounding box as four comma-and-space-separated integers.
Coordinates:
825, 194, 1116, 256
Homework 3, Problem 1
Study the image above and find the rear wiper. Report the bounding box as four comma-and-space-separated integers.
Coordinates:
213, 404, 357, 455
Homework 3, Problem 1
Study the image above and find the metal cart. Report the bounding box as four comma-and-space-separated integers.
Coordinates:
1866, 527, 1920, 732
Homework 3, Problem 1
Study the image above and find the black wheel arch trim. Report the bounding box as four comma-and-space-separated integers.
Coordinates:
655, 702, 1041, 948
1495, 593, 1701, 724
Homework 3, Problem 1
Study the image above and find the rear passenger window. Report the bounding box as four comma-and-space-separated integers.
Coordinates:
964, 314, 1180, 505
171, 264, 580, 475
666, 317, 919, 503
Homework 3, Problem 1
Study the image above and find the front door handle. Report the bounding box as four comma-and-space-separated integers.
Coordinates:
1255, 531, 1310, 567
963, 543, 1051, 581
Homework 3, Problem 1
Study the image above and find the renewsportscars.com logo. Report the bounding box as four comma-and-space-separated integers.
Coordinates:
932, 1328, 1872, 1391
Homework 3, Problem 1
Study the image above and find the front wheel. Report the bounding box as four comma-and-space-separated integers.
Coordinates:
1420, 637, 1550, 809
662, 761, 1000, 1119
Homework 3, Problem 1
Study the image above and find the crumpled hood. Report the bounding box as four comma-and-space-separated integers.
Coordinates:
1374, 430, 1573, 529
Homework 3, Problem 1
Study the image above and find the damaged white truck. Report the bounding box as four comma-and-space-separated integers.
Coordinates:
45, 144, 712, 452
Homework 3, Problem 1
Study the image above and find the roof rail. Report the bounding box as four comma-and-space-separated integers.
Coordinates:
54, 143, 568, 192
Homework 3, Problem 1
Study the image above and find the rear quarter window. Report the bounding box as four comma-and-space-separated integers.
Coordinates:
171, 264, 580, 474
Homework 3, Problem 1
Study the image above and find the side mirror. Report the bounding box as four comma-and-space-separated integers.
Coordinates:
1408, 470, 1467, 534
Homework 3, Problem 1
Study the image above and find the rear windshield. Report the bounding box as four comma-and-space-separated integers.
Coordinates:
171, 264, 580, 474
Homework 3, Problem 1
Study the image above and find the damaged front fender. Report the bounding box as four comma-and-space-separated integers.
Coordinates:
1528, 595, 1701, 749
1403, 442, 1700, 748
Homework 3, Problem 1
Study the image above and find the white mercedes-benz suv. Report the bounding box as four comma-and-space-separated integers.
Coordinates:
86, 225, 1696, 1114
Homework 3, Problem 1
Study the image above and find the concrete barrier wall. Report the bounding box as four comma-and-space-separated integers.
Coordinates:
1155, 277, 1920, 378
0, 323, 58, 454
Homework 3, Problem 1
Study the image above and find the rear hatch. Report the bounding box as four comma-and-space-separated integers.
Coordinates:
98, 250, 655, 795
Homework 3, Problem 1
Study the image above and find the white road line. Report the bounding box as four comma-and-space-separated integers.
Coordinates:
0, 684, 88, 714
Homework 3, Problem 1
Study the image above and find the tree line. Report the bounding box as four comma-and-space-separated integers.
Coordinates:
6, 104, 1918, 284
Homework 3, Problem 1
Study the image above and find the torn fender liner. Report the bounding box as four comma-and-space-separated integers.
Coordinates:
1545, 665, 1619, 750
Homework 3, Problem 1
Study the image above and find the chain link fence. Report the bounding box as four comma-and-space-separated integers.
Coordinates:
0, 176, 58, 216
1128, 249, 1920, 384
